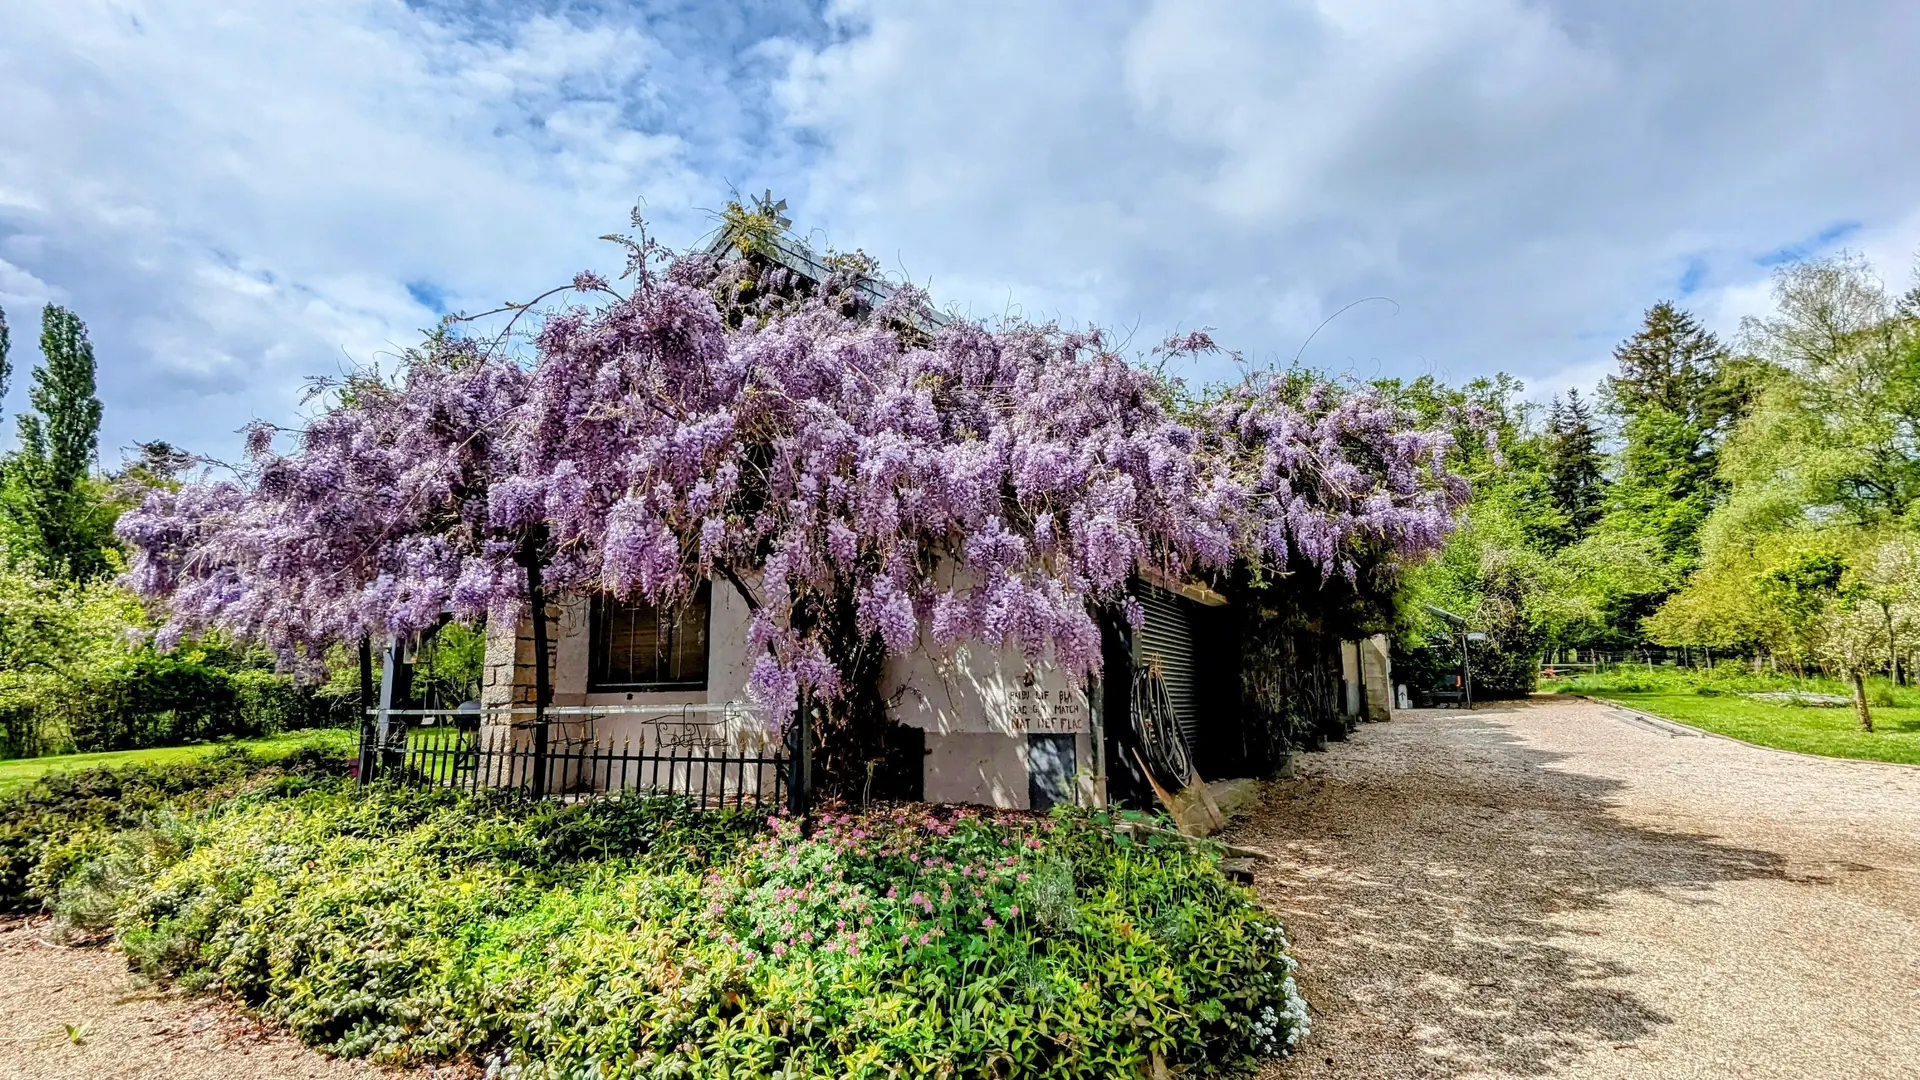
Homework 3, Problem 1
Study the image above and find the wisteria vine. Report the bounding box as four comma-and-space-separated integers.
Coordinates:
117, 235, 1468, 721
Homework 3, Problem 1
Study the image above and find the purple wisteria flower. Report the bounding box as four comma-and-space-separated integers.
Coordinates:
116, 236, 1468, 716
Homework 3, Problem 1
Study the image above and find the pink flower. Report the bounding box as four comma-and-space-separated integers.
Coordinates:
982, 916, 996, 929
1009, 906, 1020, 917
772, 942, 788, 957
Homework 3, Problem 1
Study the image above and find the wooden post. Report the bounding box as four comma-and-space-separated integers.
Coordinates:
521, 536, 552, 799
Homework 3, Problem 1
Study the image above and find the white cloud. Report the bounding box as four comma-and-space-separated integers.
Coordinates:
771, 0, 1920, 395
0, 0, 712, 456
3, 0, 1917, 460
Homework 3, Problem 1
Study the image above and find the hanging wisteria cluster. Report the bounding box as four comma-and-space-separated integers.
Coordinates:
118, 238, 1467, 719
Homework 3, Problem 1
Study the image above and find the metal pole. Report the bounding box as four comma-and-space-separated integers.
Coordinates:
356, 637, 376, 784
786, 702, 812, 820
376, 634, 409, 776
1088, 676, 1106, 808
1460, 629, 1472, 709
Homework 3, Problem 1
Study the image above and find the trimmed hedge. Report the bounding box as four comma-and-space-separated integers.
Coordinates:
0, 654, 355, 759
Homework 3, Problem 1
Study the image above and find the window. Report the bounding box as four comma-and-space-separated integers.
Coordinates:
588, 583, 711, 691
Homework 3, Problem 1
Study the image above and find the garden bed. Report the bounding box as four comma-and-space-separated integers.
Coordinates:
4, 754, 1305, 1078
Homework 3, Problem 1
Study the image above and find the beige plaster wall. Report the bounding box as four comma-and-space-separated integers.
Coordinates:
486, 569, 1098, 807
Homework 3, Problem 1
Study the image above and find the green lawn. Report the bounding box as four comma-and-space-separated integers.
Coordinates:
0, 728, 356, 793
1558, 670, 1920, 765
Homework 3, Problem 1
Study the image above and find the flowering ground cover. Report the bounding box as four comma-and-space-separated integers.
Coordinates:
14, 764, 1306, 1078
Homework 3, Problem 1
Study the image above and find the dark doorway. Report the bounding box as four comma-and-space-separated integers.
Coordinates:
1028, 733, 1076, 811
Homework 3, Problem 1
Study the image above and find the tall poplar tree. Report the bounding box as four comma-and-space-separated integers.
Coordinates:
0, 305, 113, 579
0, 304, 12, 405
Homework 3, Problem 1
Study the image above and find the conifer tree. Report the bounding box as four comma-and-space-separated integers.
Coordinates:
1605, 301, 1727, 425
1599, 302, 1738, 564
0, 305, 113, 579
1542, 388, 1606, 543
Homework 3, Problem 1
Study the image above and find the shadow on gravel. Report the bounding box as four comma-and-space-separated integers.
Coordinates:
1232, 704, 1789, 1079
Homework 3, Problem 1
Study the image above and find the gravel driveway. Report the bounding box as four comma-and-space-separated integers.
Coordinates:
1238, 696, 1920, 1080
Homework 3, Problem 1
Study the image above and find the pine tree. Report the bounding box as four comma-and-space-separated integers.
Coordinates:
1600, 302, 1739, 558
1604, 301, 1740, 437
1900, 281, 1920, 323
0, 305, 113, 579
1542, 388, 1606, 542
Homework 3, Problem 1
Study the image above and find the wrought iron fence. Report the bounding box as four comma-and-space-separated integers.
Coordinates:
358, 704, 794, 812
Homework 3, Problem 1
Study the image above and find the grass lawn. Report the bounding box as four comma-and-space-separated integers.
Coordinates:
1558, 669, 1920, 765
0, 728, 355, 793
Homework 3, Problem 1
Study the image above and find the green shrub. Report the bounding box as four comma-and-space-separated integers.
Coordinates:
0, 649, 358, 760
55, 653, 355, 753
41, 786, 1307, 1077
0, 745, 351, 912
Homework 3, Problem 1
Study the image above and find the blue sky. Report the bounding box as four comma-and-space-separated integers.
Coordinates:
2, 0, 1918, 463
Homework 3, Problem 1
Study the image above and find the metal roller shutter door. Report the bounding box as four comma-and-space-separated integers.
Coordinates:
1133, 585, 1199, 752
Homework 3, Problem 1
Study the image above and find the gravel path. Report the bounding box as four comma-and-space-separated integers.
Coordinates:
1238, 696, 1920, 1080
0, 919, 440, 1080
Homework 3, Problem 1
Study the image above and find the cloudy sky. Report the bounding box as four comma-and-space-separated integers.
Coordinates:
2, 0, 1917, 462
